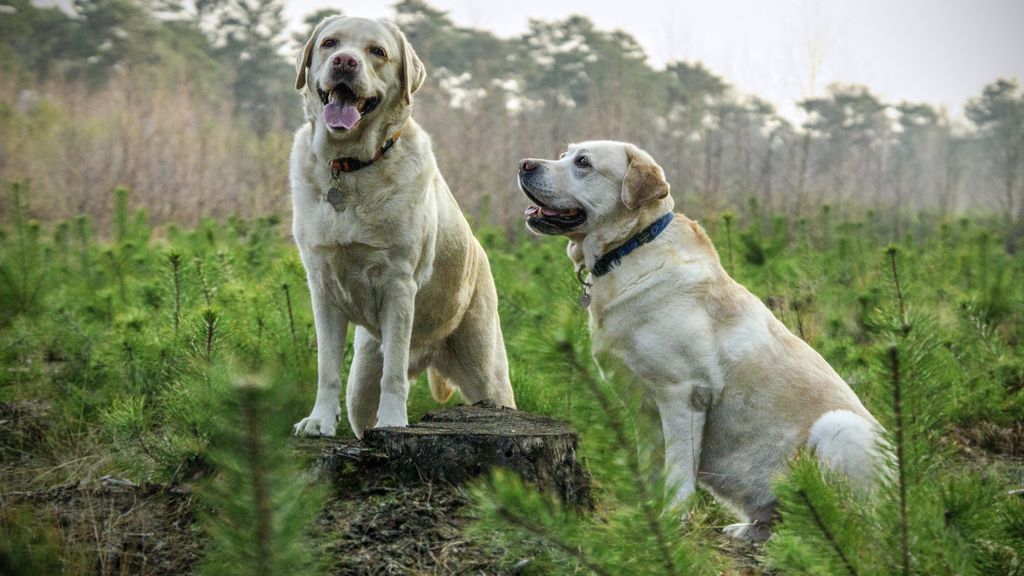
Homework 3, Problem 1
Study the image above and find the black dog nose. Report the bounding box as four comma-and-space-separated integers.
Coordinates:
332, 53, 359, 70
520, 159, 538, 173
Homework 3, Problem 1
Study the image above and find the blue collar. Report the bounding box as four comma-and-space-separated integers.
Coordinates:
591, 212, 674, 277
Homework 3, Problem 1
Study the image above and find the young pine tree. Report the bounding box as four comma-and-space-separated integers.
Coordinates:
198, 373, 325, 576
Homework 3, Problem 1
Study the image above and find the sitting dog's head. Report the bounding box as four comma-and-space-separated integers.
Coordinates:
517, 141, 672, 239
295, 16, 425, 137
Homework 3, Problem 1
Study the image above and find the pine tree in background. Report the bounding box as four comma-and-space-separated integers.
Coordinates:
197, 0, 294, 133
966, 79, 1024, 252
198, 374, 325, 576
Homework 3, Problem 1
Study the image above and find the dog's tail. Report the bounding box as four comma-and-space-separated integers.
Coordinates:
428, 367, 455, 404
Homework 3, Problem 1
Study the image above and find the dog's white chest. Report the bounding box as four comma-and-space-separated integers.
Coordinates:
314, 201, 363, 245
294, 191, 399, 331
311, 242, 394, 329
295, 178, 376, 248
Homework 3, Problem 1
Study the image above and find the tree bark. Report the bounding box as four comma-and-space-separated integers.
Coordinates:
307, 402, 593, 509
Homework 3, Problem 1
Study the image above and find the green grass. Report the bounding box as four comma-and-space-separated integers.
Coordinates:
2, 184, 1023, 574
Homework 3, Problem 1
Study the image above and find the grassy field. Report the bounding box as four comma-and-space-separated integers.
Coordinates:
1, 183, 1022, 574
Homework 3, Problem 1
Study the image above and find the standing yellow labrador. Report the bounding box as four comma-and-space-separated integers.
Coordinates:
517, 141, 884, 539
290, 16, 515, 438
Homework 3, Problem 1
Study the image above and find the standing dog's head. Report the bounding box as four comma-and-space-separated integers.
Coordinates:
295, 16, 425, 137
517, 141, 673, 239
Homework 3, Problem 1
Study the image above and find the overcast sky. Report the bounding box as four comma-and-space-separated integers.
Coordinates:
284, 0, 1024, 122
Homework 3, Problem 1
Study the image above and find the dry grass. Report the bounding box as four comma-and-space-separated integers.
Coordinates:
0, 66, 787, 235
1, 70, 292, 231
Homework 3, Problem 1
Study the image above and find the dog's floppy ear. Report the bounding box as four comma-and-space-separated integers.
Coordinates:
621, 145, 670, 210
295, 16, 338, 92
383, 21, 426, 105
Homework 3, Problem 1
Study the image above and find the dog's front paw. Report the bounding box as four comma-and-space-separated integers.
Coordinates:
374, 411, 408, 428
293, 410, 338, 437
374, 393, 409, 428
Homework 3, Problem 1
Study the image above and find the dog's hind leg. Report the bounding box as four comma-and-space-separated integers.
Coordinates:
346, 327, 383, 438
438, 277, 515, 408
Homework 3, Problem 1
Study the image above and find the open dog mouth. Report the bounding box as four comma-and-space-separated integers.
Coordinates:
318, 83, 380, 131
520, 182, 587, 234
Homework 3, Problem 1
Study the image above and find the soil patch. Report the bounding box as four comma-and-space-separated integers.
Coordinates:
3, 481, 200, 576
1, 402, 578, 575
319, 484, 511, 575
950, 420, 1024, 461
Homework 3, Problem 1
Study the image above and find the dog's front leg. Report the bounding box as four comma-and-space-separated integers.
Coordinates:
375, 279, 416, 428
294, 273, 348, 437
656, 382, 708, 510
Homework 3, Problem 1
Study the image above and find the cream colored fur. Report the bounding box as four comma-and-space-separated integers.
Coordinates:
290, 16, 514, 438
518, 140, 884, 540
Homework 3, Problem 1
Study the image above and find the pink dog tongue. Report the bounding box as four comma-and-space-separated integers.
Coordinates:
323, 102, 361, 130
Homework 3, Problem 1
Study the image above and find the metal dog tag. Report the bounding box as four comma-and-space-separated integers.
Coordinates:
578, 292, 592, 309
326, 187, 343, 210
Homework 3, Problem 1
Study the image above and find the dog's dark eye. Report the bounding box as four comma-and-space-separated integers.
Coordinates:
575, 155, 591, 168
369, 46, 387, 58
321, 38, 337, 49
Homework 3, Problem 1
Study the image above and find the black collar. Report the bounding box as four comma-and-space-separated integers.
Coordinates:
591, 212, 675, 277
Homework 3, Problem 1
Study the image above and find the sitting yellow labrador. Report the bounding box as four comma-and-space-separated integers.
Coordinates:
290, 16, 515, 438
517, 141, 884, 539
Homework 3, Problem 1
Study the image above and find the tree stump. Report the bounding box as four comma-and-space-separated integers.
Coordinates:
310, 402, 592, 508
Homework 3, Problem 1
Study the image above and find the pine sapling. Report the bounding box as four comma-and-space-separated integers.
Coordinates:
202, 308, 219, 363
795, 488, 858, 576
820, 204, 832, 250
76, 215, 93, 288
2, 181, 45, 313
883, 246, 916, 576
198, 376, 324, 576
195, 257, 213, 307
169, 252, 182, 335
255, 315, 265, 358
106, 247, 128, 304
887, 346, 911, 576
55, 221, 70, 273
557, 340, 679, 576
722, 211, 735, 274
886, 246, 910, 336
493, 501, 615, 576
281, 283, 299, 364
240, 386, 273, 571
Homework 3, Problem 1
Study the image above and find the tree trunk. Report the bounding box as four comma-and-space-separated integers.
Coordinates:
795, 131, 812, 216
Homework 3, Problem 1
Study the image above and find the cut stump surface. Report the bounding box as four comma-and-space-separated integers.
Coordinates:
309, 402, 592, 508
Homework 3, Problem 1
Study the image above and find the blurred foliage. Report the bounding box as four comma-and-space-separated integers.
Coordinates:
197, 372, 326, 576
